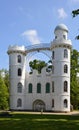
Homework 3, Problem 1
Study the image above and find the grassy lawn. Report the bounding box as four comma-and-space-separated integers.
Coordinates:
0, 112, 79, 130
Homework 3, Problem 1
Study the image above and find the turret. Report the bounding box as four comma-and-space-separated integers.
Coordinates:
7, 45, 26, 110
51, 24, 72, 112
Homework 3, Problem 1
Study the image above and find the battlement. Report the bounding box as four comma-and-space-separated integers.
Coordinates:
7, 45, 26, 55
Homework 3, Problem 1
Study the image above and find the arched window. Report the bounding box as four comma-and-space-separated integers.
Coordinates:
52, 65, 54, 74
52, 99, 54, 107
17, 98, 22, 107
64, 49, 68, 58
64, 81, 68, 92
64, 99, 68, 108
52, 51, 55, 59
37, 83, 41, 93
17, 55, 21, 63
63, 35, 66, 39
46, 83, 50, 93
52, 81, 54, 92
64, 64, 68, 73
17, 82, 22, 93
18, 68, 22, 76
28, 83, 33, 93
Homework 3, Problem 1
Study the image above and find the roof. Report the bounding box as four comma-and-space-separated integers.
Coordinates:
54, 24, 68, 33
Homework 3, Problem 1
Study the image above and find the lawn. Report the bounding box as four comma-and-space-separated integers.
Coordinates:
0, 112, 79, 130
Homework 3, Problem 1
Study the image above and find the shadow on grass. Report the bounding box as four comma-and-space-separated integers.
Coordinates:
0, 113, 79, 130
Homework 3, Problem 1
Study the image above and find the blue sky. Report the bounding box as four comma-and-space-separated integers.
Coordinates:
0, 0, 79, 69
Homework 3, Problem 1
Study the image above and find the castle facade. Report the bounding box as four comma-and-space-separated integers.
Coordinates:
7, 24, 72, 112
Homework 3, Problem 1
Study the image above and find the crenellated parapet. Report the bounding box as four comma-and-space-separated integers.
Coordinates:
7, 45, 26, 55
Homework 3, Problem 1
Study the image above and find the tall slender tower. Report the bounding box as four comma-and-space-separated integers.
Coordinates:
7, 45, 26, 110
51, 24, 72, 112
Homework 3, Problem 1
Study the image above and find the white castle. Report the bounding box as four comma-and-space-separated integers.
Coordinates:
7, 24, 72, 112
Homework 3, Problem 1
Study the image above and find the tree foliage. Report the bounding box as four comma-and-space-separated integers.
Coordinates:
72, 9, 79, 39
29, 59, 47, 73
0, 69, 9, 110
70, 49, 79, 109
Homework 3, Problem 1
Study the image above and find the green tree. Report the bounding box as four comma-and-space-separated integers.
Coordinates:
72, 9, 79, 39
0, 75, 9, 110
70, 49, 79, 109
29, 59, 47, 73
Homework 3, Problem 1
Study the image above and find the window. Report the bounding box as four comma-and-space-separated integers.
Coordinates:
63, 35, 66, 39
64, 99, 68, 108
52, 51, 55, 59
55, 36, 57, 39
46, 83, 50, 93
64, 64, 68, 73
64, 81, 68, 92
28, 83, 32, 93
64, 49, 68, 58
18, 68, 22, 76
17, 82, 22, 93
52, 99, 54, 107
52, 81, 54, 92
17, 55, 21, 63
17, 98, 22, 107
52, 65, 54, 74
37, 83, 41, 93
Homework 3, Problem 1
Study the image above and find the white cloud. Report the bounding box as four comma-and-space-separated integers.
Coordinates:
22, 30, 41, 45
58, 8, 67, 19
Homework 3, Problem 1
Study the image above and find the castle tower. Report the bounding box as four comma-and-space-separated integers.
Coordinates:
7, 45, 26, 110
51, 24, 72, 112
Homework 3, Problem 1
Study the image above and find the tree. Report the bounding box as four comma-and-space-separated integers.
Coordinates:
70, 49, 79, 109
72, 9, 79, 39
29, 59, 47, 73
0, 75, 9, 110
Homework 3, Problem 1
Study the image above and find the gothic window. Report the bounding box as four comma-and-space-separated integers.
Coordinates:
64, 49, 68, 58
64, 99, 68, 108
52, 99, 54, 107
46, 83, 50, 93
17, 98, 22, 107
52, 81, 54, 92
28, 83, 33, 93
64, 64, 68, 73
37, 83, 41, 93
64, 81, 68, 92
18, 68, 22, 76
17, 82, 22, 93
52, 51, 55, 59
18, 55, 21, 63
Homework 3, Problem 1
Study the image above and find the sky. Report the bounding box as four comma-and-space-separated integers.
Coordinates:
0, 0, 79, 70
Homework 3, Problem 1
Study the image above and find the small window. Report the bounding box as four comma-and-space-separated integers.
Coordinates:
28, 83, 33, 93
64, 65, 68, 73
17, 98, 22, 107
64, 49, 68, 58
52, 81, 54, 92
18, 68, 22, 76
64, 99, 68, 108
46, 83, 50, 93
63, 35, 66, 39
55, 36, 57, 39
52, 51, 55, 59
52, 99, 54, 107
18, 55, 21, 63
64, 81, 68, 92
37, 83, 41, 93
17, 82, 22, 93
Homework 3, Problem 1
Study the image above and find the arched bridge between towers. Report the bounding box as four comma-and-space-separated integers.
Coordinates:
25, 43, 51, 53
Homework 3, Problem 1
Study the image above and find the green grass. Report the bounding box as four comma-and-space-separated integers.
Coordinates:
0, 112, 79, 130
